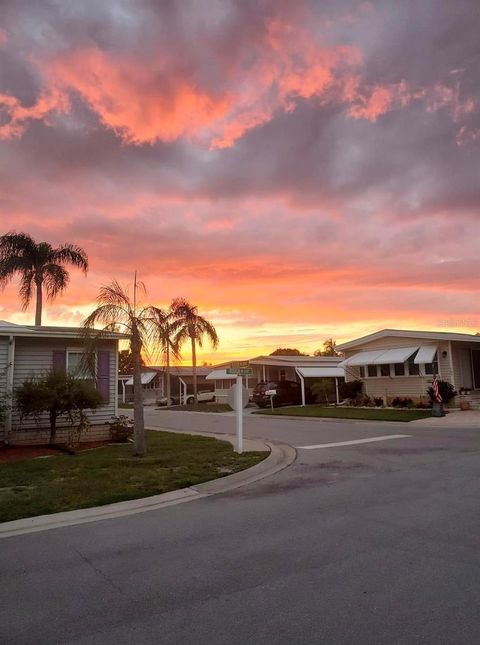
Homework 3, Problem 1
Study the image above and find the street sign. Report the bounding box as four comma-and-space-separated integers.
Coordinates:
226, 367, 253, 376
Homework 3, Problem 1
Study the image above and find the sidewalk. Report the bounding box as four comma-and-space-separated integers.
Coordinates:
410, 410, 480, 427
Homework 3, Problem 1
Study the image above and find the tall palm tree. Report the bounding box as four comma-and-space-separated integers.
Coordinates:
0, 232, 88, 325
83, 277, 152, 456
171, 298, 218, 404
148, 306, 181, 406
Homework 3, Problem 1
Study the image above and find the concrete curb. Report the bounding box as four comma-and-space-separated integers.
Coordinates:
0, 433, 296, 539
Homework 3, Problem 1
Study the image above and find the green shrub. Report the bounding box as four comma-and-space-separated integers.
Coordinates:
426, 380, 457, 405
391, 397, 414, 408
108, 415, 134, 442
16, 371, 102, 445
339, 380, 363, 401
373, 397, 383, 407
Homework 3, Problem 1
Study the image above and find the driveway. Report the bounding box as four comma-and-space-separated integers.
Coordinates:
2, 409, 480, 644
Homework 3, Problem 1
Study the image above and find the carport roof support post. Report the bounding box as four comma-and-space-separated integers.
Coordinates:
296, 369, 306, 407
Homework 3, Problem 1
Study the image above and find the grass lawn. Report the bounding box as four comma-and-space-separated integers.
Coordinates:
0, 430, 267, 523
118, 402, 134, 409
161, 403, 234, 413
254, 405, 433, 422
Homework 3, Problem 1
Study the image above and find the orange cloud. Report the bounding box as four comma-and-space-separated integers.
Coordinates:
0, 88, 69, 139
41, 19, 363, 149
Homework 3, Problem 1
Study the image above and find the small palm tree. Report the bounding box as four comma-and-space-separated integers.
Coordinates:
83, 278, 151, 456
171, 298, 218, 404
0, 232, 88, 325
148, 306, 181, 406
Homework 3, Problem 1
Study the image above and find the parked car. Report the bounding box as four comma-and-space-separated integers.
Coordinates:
253, 380, 304, 408
185, 390, 215, 404
156, 395, 180, 406
156, 390, 216, 406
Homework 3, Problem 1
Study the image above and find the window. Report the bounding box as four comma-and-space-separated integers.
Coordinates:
279, 369, 286, 381
359, 366, 365, 378
407, 351, 420, 376
380, 364, 390, 377
424, 353, 439, 375
66, 351, 92, 379
394, 363, 405, 376
367, 364, 377, 377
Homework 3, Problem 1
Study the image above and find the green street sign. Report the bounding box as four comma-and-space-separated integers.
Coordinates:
226, 367, 253, 376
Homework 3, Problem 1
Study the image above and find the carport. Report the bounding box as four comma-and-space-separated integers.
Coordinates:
295, 366, 345, 406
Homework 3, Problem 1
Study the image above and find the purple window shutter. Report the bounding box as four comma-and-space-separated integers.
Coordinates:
52, 350, 66, 373
97, 351, 110, 403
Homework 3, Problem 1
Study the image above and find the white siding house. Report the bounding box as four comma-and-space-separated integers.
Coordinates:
337, 328, 480, 407
0, 320, 125, 444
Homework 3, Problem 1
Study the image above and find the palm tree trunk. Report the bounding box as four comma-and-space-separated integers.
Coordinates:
166, 345, 171, 405
35, 276, 43, 325
132, 330, 146, 456
191, 335, 197, 404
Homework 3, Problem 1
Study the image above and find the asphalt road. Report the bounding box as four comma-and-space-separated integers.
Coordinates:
2, 410, 480, 644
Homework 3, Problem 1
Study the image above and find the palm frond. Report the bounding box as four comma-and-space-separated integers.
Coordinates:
51, 243, 88, 273
18, 269, 35, 309
0, 255, 32, 286
0, 232, 37, 260
43, 264, 69, 300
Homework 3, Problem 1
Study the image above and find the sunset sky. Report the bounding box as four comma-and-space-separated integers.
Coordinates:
1, 0, 479, 363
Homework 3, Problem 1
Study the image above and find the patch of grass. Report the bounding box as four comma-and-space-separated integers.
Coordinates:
118, 402, 134, 409
0, 430, 267, 523
161, 403, 233, 413
254, 405, 433, 422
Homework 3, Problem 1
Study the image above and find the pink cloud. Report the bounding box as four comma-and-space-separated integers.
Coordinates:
0, 88, 69, 139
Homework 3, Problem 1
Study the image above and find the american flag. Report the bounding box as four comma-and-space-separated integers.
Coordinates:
432, 376, 442, 403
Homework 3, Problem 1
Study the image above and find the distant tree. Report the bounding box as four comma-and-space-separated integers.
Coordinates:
0, 232, 88, 325
171, 298, 219, 404
269, 348, 308, 356
314, 338, 341, 357
118, 349, 145, 375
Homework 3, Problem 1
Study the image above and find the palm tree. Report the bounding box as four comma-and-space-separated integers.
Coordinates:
0, 232, 88, 325
148, 306, 181, 406
171, 298, 219, 404
83, 277, 151, 456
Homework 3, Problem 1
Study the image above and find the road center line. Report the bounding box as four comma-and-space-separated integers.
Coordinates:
297, 434, 412, 450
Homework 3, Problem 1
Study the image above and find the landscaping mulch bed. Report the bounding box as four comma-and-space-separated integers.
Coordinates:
0, 440, 111, 463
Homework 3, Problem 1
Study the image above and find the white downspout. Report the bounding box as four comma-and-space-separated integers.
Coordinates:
5, 335, 15, 444
335, 378, 339, 404
296, 368, 306, 407
262, 364, 266, 381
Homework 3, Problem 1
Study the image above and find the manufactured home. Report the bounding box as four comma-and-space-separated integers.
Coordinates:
337, 328, 480, 407
0, 320, 125, 444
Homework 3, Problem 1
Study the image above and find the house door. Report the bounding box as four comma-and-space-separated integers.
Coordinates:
471, 350, 480, 389
458, 347, 474, 390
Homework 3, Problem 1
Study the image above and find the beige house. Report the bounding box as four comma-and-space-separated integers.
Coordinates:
337, 329, 480, 407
